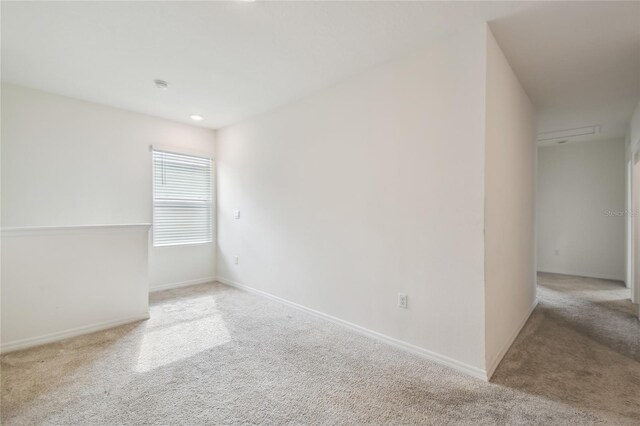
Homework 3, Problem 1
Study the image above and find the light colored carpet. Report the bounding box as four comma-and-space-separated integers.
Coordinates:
1, 273, 639, 425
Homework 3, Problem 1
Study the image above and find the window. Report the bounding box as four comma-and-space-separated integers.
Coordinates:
152, 149, 213, 246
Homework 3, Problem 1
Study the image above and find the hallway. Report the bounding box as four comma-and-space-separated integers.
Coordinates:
493, 272, 640, 421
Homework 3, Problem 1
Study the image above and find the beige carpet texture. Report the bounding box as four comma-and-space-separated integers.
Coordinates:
1, 273, 639, 425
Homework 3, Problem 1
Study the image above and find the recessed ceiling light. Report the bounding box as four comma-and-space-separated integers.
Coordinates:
190, 114, 204, 121
154, 79, 168, 89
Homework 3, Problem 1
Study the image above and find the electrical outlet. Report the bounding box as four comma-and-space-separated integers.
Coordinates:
234, 210, 241, 219
234, 256, 239, 265
398, 293, 408, 309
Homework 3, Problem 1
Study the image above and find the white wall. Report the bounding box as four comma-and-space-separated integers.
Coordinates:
1, 225, 150, 352
627, 100, 640, 304
629, 101, 640, 153
149, 244, 216, 291
537, 138, 626, 281
633, 157, 640, 304
1, 84, 216, 289
217, 25, 490, 372
483, 30, 536, 377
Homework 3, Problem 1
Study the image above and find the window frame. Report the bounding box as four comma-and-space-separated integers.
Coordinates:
151, 146, 214, 247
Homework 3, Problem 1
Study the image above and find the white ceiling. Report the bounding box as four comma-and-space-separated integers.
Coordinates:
2, 1, 639, 138
489, 1, 640, 144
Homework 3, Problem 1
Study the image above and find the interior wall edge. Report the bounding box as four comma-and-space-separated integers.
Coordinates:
485, 298, 538, 380
483, 26, 537, 372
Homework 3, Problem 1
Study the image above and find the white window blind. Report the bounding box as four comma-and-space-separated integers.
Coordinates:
152, 149, 213, 246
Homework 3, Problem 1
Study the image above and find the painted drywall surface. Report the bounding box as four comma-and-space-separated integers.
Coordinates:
217, 26, 488, 369
483, 30, 536, 372
625, 102, 640, 303
629, 100, 640, 153
1, 226, 149, 350
149, 243, 216, 290
625, 130, 632, 291
537, 138, 626, 280
1, 84, 216, 289
634, 158, 640, 305
627, 102, 640, 303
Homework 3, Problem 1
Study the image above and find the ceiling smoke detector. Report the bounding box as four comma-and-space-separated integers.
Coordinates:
154, 79, 168, 89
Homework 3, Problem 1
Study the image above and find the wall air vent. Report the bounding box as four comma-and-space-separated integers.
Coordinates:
537, 125, 600, 142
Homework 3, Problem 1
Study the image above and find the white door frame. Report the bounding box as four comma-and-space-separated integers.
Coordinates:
628, 138, 640, 317
627, 158, 633, 290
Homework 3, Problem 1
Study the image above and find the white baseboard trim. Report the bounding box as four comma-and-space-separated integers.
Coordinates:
216, 276, 488, 381
0, 312, 150, 354
537, 269, 624, 282
485, 299, 538, 380
150, 276, 216, 293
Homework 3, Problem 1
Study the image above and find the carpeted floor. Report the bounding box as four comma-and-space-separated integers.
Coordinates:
1, 273, 639, 425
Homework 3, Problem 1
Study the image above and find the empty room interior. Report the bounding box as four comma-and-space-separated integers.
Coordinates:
1, 1, 639, 424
